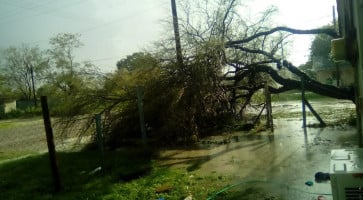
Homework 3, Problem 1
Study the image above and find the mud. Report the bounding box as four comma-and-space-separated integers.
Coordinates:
158, 99, 358, 200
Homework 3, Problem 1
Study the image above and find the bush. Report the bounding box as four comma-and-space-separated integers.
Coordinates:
0, 106, 42, 119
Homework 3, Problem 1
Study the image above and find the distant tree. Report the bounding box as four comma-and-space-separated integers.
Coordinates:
0, 73, 14, 102
299, 25, 335, 80
299, 60, 315, 79
48, 33, 83, 74
116, 52, 159, 71
310, 26, 334, 58
309, 25, 335, 69
45, 33, 89, 94
1, 45, 47, 103
39, 33, 101, 115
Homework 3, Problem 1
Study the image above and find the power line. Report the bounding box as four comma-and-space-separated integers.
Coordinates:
0, 0, 55, 20
76, 2, 167, 34
0, 0, 86, 25
4, 1, 168, 47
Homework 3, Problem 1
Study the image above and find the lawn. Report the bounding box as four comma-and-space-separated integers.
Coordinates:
0, 147, 233, 200
0, 117, 234, 200
271, 90, 334, 101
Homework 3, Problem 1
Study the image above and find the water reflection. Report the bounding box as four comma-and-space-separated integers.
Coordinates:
158, 100, 358, 199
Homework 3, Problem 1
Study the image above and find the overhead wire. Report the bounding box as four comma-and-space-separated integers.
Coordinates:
76, 1, 168, 34
3, 0, 168, 61
4, 1, 168, 46
0, 0, 55, 21
0, 0, 86, 25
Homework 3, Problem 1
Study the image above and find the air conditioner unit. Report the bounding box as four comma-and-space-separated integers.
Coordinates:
330, 149, 363, 200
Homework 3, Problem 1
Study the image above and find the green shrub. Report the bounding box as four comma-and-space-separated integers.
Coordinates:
0, 106, 42, 119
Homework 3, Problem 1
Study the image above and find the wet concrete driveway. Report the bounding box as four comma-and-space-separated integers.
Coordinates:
159, 100, 358, 199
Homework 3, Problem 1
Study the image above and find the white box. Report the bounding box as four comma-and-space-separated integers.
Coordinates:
330, 149, 363, 200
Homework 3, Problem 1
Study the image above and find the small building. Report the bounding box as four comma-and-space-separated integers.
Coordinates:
0, 100, 35, 115
0, 100, 17, 114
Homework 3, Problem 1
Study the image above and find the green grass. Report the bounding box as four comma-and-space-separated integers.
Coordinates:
272, 90, 334, 102
0, 151, 39, 162
0, 148, 232, 200
0, 117, 43, 129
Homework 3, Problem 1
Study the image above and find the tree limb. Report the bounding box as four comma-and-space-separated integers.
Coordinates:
253, 65, 354, 102
225, 27, 339, 46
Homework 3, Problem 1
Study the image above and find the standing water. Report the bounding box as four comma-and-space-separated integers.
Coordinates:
159, 99, 357, 199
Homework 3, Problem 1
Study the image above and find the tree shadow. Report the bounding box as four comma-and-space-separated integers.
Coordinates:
0, 148, 155, 200
159, 139, 268, 172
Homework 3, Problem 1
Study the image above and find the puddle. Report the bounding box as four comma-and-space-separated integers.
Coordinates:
158, 100, 358, 199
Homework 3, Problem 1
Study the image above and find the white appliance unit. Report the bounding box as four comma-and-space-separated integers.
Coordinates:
330, 149, 363, 200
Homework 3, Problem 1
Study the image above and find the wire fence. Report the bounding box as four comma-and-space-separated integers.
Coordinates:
0, 93, 155, 196
0, 110, 102, 163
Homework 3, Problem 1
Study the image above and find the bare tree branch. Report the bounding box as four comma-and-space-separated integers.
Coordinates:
225, 27, 339, 46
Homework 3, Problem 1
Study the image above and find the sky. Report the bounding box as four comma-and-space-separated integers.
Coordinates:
0, 0, 336, 72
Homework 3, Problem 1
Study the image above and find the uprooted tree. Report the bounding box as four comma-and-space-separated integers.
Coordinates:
159, 0, 354, 139
63, 0, 354, 147
174, 0, 353, 113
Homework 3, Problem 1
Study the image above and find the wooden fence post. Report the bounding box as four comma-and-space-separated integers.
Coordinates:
40, 96, 61, 192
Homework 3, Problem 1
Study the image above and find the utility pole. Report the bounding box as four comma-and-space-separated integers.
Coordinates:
30, 64, 37, 106
170, 0, 183, 67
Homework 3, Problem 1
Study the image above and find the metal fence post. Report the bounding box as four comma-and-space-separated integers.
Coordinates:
136, 86, 147, 144
265, 82, 273, 131
94, 113, 105, 170
301, 77, 307, 128
40, 96, 61, 192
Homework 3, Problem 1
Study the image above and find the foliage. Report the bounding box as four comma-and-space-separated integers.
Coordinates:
308, 25, 335, 70
0, 1, 350, 148
53, 1, 350, 147
0, 106, 42, 119
67, 44, 232, 146
298, 60, 316, 79
0, 33, 101, 117
48, 33, 83, 73
116, 52, 159, 71
40, 33, 101, 116
310, 25, 334, 58
1, 45, 47, 100
72, 52, 198, 146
